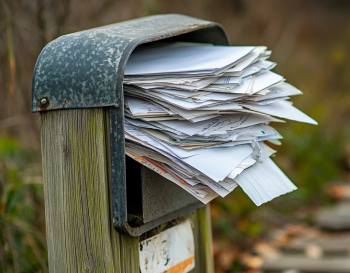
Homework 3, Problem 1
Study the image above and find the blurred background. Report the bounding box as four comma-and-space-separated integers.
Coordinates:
1, 0, 349, 272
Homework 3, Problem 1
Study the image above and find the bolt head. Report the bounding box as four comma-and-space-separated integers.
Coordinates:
39, 97, 49, 108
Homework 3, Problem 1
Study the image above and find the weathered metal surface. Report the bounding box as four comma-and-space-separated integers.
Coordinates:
33, 13, 229, 236
32, 14, 227, 112
139, 220, 195, 273
141, 168, 200, 223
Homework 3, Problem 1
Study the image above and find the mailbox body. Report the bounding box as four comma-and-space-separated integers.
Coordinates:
32, 14, 229, 236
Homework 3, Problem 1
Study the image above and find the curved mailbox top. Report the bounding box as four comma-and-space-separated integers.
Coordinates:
32, 14, 228, 112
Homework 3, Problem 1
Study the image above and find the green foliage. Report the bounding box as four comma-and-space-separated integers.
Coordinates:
213, 188, 265, 244
0, 137, 47, 273
278, 124, 344, 203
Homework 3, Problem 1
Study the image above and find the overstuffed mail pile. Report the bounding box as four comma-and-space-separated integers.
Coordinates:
123, 42, 317, 205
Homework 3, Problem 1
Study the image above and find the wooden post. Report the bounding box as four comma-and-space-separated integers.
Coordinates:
192, 206, 215, 273
40, 108, 214, 273
41, 109, 139, 273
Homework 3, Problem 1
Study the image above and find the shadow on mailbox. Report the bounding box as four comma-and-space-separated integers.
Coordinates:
32, 14, 229, 236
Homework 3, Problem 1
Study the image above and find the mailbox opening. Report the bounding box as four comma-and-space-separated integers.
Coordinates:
123, 34, 220, 227
111, 25, 229, 235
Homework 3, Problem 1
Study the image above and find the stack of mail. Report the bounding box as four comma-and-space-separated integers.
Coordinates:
123, 42, 317, 206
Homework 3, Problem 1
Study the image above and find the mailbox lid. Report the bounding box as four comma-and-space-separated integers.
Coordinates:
32, 14, 228, 112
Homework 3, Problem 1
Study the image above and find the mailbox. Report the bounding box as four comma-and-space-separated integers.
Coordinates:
32, 14, 229, 236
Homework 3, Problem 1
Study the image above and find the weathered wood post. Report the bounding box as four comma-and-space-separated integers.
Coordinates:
40, 109, 138, 272
33, 14, 229, 273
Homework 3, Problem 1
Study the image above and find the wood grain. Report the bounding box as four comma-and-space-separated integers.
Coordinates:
41, 109, 139, 273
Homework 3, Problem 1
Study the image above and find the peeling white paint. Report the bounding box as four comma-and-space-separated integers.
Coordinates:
139, 220, 195, 273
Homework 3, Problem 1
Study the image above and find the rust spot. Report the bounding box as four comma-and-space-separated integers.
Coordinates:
163, 256, 195, 273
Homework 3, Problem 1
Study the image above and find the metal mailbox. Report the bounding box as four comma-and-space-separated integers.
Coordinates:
32, 14, 229, 236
